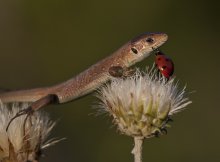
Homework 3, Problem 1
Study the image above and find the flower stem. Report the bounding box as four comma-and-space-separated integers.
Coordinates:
131, 136, 144, 162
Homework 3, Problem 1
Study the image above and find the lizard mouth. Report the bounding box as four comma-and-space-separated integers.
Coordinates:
152, 47, 159, 51
152, 34, 168, 51
152, 47, 160, 54
152, 39, 167, 51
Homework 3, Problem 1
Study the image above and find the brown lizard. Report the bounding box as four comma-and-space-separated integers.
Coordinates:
0, 32, 168, 130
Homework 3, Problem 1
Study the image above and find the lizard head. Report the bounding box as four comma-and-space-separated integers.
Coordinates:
125, 32, 168, 66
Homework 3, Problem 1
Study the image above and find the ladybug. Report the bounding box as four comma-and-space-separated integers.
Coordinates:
155, 50, 174, 79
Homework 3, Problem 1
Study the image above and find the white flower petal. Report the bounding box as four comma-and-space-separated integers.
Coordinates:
0, 102, 58, 161
96, 68, 192, 138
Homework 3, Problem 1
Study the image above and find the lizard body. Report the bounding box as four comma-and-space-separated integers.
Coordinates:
0, 33, 168, 104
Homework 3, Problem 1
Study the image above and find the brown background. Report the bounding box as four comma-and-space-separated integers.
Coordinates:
0, 0, 219, 161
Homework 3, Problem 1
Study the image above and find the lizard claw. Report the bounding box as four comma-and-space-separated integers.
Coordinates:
6, 106, 33, 132
122, 68, 136, 77
108, 66, 136, 78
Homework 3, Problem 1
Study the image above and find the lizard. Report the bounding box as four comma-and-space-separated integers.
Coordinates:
0, 32, 168, 129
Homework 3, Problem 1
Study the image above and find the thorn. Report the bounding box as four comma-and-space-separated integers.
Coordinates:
153, 130, 160, 138
161, 128, 168, 135
167, 116, 173, 122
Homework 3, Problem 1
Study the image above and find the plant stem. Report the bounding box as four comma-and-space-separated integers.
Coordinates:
131, 136, 144, 162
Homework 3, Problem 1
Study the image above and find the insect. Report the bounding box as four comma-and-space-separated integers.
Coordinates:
155, 50, 174, 79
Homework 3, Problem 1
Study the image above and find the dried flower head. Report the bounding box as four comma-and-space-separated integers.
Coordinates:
96, 68, 192, 138
0, 102, 59, 162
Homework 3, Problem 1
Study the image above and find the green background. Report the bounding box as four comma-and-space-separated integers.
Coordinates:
0, 0, 219, 161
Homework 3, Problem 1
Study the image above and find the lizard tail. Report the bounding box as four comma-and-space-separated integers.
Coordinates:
0, 87, 52, 103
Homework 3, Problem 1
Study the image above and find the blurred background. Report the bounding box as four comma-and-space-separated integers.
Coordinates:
0, 0, 219, 161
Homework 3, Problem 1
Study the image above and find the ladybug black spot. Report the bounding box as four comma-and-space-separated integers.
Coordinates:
157, 58, 161, 61
131, 47, 138, 54
165, 58, 170, 62
162, 66, 167, 69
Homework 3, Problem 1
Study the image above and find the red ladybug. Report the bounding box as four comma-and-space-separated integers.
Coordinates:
155, 51, 174, 79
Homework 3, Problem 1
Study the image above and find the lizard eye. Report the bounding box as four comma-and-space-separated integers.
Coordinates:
131, 47, 138, 54
146, 37, 154, 43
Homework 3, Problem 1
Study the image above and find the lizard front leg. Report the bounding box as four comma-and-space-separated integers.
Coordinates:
108, 66, 136, 78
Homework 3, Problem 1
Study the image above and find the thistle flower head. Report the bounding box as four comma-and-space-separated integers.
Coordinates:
0, 102, 59, 162
96, 68, 192, 138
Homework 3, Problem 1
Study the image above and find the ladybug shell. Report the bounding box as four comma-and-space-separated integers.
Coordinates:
155, 52, 174, 78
